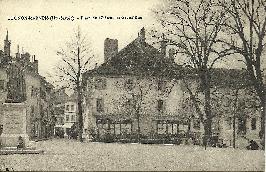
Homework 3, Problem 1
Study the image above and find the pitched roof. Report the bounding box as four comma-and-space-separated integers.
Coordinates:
86, 38, 184, 79
84, 28, 252, 89
210, 68, 252, 88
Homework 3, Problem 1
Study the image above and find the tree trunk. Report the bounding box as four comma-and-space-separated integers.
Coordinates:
77, 46, 83, 142
137, 113, 140, 143
204, 87, 212, 145
233, 88, 239, 149
233, 112, 236, 148
78, 88, 83, 142
259, 97, 265, 149
201, 69, 212, 147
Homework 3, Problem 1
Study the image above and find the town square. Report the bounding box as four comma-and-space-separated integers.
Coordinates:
0, 0, 265, 171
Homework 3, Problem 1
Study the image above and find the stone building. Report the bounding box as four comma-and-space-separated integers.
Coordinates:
83, 28, 191, 140
82, 28, 262, 147
62, 93, 78, 138
53, 88, 69, 126
0, 31, 55, 140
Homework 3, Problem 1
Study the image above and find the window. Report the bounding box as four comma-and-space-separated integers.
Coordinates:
156, 121, 179, 134
0, 124, 3, 135
251, 118, 256, 130
66, 115, 69, 122
157, 100, 164, 113
71, 105, 74, 111
238, 117, 246, 134
193, 119, 200, 130
66, 105, 69, 111
71, 115, 75, 122
31, 106, 34, 117
226, 117, 232, 130
125, 79, 133, 90
40, 88, 46, 99
95, 78, 106, 90
97, 98, 104, 112
121, 123, 132, 134
157, 123, 167, 134
31, 87, 39, 97
115, 124, 121, 135
158, 80, 166, 91
31, 86, 34, 97
0, 80, 5, 91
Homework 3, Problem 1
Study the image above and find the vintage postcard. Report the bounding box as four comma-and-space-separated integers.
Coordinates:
0, 0, 265, 171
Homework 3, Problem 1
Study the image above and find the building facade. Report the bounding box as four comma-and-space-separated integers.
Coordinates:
0, 31, 55, 140
83, 28, 192, 141
83, 28, 261, 147
53, 88, 69, 126
62, 94, 78, 138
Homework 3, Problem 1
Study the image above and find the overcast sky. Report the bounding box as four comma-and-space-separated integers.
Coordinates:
0, 0, 265, 83
0, 0, 160, 81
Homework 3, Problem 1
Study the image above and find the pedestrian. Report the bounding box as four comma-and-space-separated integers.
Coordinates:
246, 140, 259, 150
17, 136, 25, 149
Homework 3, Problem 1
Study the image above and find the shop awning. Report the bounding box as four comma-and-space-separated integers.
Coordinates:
62, 123, 74, 129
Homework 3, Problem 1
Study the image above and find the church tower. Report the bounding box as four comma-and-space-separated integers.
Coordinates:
4, 30, 11, 58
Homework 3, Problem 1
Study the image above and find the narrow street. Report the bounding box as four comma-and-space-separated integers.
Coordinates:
0, 139, 264, 171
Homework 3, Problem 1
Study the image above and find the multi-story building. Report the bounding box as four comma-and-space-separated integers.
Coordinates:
53, 88, 69, 126
62, 94, 78, 137
82, 28, 261, 147
0, 31, 55, 140
82, 28, 192, 140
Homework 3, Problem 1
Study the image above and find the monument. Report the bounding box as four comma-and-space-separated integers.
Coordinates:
0, 103, 29, 148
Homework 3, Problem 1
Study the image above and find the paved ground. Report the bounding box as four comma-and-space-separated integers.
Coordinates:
0, 138, 264, 171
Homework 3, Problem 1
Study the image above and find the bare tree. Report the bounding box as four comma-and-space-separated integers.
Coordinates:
153, 0, 233, 146
55, 27, 96, 142
112, 77, 176, 142
217, 0, 266, 148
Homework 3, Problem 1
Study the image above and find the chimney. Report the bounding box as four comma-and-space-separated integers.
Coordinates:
168, 48, 175, 63
104, 38, 118, 62
32, 55, 38, 73
21, 52, 30, 62
16, 45, 20, 59
138, 27, 146, 43
160, 33, 167, 57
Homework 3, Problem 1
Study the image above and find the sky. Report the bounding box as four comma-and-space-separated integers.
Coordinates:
0, 0, 265, 84
0, 0, 160, 81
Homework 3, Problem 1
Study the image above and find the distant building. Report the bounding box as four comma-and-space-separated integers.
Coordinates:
62, 93, 78, 137
53, 88, 69, 126
0, 31, 55, 140
82, 28, 261, 147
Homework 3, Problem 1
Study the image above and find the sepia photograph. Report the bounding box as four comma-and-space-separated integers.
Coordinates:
0, 0, 265, 171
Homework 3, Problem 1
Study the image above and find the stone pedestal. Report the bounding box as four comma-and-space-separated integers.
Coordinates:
0, 103, 29, 148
